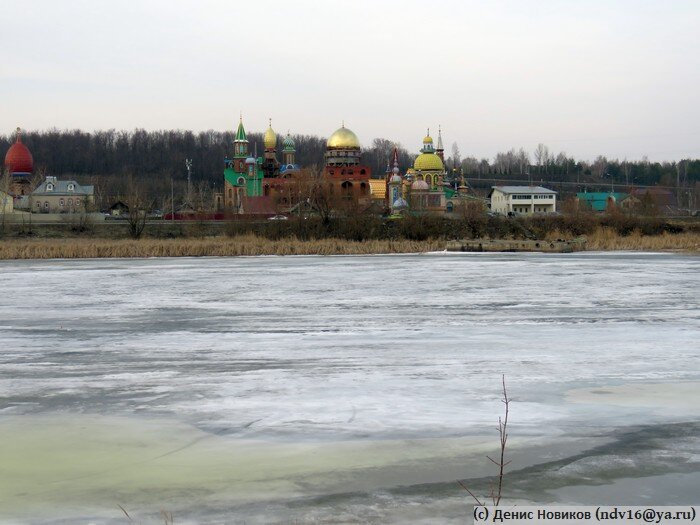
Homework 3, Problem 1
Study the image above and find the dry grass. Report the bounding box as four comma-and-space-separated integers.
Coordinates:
0, 235, 444, 260
2, 230, 699, 260
585, 228, 700, 252
542, 227, 700, 252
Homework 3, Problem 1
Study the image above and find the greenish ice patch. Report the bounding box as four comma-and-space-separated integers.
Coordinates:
0, 413, 546, 522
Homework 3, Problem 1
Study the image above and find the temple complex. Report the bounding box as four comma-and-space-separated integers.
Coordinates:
219, 118, 374, 215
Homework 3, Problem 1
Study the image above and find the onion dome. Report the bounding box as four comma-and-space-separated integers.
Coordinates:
412, 180, 430, 191
392, 197, 408, 209
420, 129, 436, 155
414, 153, 444, 171
327, 123, 360, 149
390, 174, 403, 183
4, 127, 34, 174
264, 119, 277, 149
282, 132, 295, 151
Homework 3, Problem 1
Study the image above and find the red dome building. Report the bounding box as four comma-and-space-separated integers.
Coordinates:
5, 127, 34, 175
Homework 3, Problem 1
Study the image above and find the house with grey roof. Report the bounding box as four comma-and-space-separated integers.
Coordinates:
489, 186, 557, 215
25, 176, 95, 214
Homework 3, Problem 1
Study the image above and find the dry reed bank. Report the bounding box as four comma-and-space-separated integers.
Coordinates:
583, 228, 700, 252
0, 236, 444, 260
0, 229, 699, 260
1, 214, 699, 259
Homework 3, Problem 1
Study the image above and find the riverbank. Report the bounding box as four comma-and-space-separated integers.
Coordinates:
573, 228, 700, 252
0, 229, 699, 259
0, 236, 444, 259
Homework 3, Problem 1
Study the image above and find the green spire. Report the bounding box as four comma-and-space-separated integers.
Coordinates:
235, 116, 247, 142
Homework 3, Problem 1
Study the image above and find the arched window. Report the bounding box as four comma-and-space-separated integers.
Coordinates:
46, 184, 54, 191
68, 198, 73, 206
68, 184, 75, 192
59, 199, 65, 207
44, 202, 49, 210
341, 181, 353, 198
76, 198, 81, 206
360, 169, 366, 175
238, 177, 245, 185
228, 189, 233, 198
446, 202, 454, 212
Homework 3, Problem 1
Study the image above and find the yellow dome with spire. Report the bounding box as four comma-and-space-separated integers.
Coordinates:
414, 153, 444, 171
423, 135, 433, 145
264, 120, 277, 149
327, 124, 360, 149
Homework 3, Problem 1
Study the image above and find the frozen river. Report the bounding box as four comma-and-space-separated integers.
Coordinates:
0, 252, 698, 524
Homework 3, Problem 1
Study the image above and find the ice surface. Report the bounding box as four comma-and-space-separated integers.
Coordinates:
0, 252, 698, 522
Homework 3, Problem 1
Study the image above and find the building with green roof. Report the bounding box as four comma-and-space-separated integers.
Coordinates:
576, 192, 628, 212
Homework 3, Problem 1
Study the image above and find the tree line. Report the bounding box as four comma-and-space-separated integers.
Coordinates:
2, 129, 698, 205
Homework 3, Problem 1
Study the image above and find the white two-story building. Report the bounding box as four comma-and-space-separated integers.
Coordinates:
489, 186, 557, 215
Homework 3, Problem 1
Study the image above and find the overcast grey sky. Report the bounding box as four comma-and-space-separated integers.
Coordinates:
2, 0, 699, 161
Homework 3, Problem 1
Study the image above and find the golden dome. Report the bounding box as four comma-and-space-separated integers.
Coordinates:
327, 125, 360, 149
264, 121, 277, 149
423, 135, 433, 144
414, 153, 444, 171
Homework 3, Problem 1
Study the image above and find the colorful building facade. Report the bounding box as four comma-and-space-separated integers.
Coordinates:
323, 124, 372, 204
220, 118, 375, 215
384, 129, 448, 216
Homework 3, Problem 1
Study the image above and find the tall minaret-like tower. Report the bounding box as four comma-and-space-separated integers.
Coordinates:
233, 115, 249, 173
262, 118, 280, 178
282, 132, 296, 166
436, 125, 445, 163
385, 146, 401, 206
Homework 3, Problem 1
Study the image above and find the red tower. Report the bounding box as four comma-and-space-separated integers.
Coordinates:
323, 124, 372, 203
4, 127, 34, 175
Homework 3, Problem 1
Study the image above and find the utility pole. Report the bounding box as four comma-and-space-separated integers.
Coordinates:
676, 162, 681, 209
185, 158, 193, 206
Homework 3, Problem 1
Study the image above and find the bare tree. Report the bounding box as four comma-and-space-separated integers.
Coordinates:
462, 157, 480, 176
459, 375, 511, 507
195, 180, 214, 212
0, 169, 12, 235
451, 142, 461, 170
372, 138, 395, 168
533, 143, 550, 175
517, 148, 530, 175
124, 176, 152, 239
300, 166, 337, 225
592, 155, 608, 180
